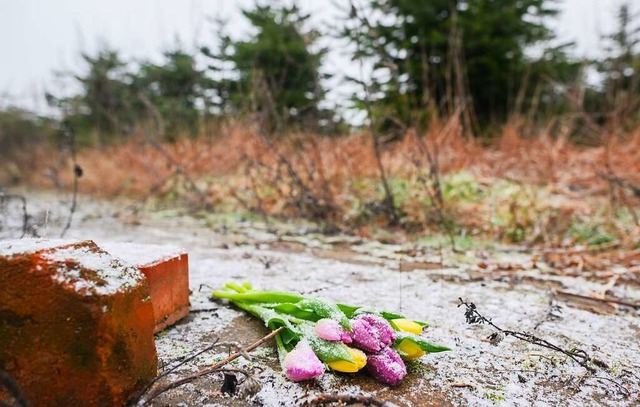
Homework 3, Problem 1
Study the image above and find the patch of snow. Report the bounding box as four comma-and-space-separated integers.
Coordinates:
98, 241, 186, 267
14, 192, 639, 406
0, 238, 77, 257
43, 246, 145, 296
154, 306, 241, 362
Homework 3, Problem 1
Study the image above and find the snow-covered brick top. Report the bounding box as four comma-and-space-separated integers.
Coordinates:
0, 238, 78, 257
42, 244, 146, 297
1, 238, 146, 297
98, 242, 186, 267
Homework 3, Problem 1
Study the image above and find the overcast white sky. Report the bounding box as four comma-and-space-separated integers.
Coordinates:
1, 0, 639, 115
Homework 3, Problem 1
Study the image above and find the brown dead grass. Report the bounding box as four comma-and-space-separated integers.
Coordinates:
5, 118, 640, 244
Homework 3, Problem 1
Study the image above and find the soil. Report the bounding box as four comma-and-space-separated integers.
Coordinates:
2, 190, 639, 406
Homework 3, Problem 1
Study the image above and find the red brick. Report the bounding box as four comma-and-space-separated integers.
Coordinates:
101, 243, 190, 332
0, 239, 157, 407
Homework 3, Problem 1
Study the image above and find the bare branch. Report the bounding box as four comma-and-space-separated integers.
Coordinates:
458, 298, 607, 372
137, 326, 284, 405
302, 393, 398, 407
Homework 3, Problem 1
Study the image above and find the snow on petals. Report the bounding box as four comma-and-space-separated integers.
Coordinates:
315, 318, 352, 343
351, 314, 395, 353
366, 347, 407, 386
283, 339, 325, 381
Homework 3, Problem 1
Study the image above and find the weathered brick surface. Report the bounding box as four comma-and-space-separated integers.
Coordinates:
139, 254, 190, 332
0, 239, 157, 407
101, 242, 190, 332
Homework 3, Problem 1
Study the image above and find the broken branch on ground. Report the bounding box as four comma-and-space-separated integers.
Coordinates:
137, 326, 284, 405
458, 298, 607, 372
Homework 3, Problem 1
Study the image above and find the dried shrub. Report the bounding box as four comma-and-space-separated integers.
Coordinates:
5, 117, 640, 245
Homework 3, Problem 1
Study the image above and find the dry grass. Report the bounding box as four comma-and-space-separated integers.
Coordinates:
5, 118, 640, 245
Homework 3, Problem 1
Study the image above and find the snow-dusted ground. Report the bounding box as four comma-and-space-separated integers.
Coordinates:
3, 191, 639, 406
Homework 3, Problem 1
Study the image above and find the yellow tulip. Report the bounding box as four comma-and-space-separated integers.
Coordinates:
328, 347, 367, 373
396, 338, 426, 360
392, 318, 423, 334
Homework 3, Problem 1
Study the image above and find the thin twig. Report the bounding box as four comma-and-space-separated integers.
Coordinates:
0, 369, 31, 407
533, 291, 562, 330
590, 376, 631, 398
555, 290, 640, 310
347, 0, 399, 225
302, 393, 398, 407
136, 92, 210, 210
597, 171, 640, 198
137, 326, 284, 405
458, 298, 606, 372
60, 124, 81, 238
135, 338, 222, 399
189, 307, 219, 313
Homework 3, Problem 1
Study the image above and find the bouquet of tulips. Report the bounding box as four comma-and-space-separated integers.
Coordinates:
213, 282, 450, 386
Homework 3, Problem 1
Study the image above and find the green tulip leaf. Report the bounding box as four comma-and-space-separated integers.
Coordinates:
298, 298, 351, 330
394, 331, 451, 353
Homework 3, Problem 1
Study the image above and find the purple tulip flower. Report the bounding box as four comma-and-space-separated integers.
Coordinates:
366, 347, 407, 386
350, 314, 396, 353
315, 318, 353, 343
283, 340, 325, 381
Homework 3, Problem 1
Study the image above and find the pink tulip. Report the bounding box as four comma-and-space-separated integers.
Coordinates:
315, 318, 353, 343
366, 347, 407, 386
350, 314, 396, 353
283, 340, 324, 381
